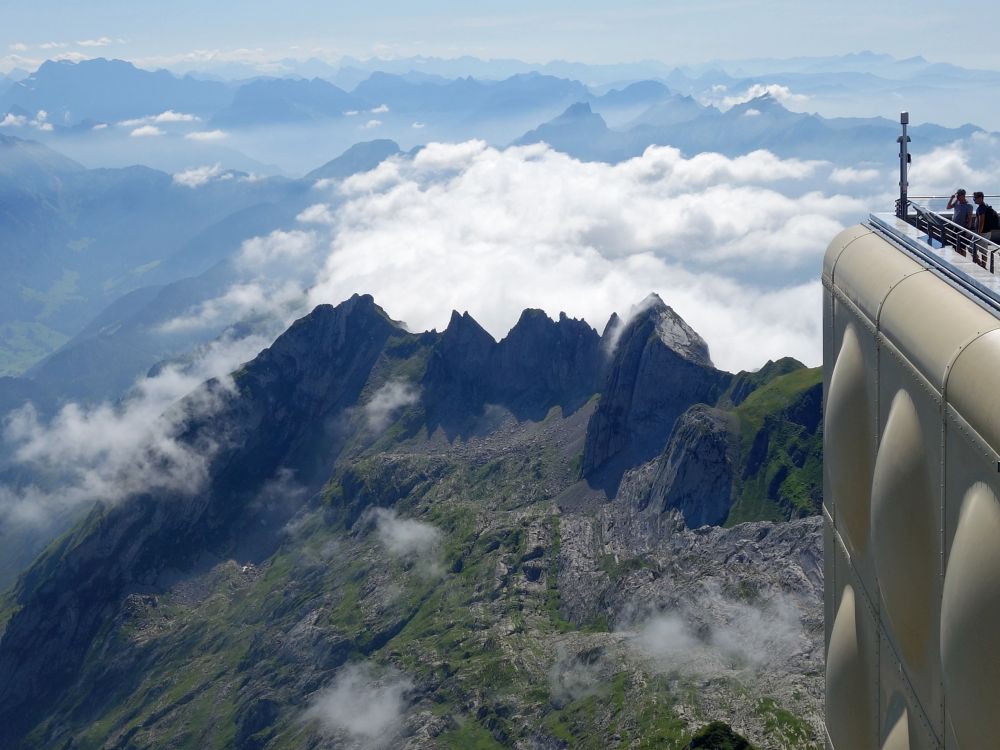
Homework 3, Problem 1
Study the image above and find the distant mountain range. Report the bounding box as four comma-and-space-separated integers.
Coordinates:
2, 56, 996, 176
513, 95, 981, 163
1, 58, 231, 123
0, 133, 399, 378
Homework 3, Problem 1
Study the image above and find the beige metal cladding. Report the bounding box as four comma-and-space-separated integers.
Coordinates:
823, 224, 1000, 750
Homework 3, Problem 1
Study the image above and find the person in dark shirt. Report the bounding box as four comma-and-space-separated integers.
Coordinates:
947, 188, 973, 228
973, 191, 1000, 241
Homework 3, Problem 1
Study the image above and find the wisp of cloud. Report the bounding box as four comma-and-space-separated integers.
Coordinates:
368, 507, 443, 578
304, 661, 413, 748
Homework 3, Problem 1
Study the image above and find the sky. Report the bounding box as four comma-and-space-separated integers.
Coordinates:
2, 0, 997, 73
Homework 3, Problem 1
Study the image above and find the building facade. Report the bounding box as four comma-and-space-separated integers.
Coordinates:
824, 220, 1000, 749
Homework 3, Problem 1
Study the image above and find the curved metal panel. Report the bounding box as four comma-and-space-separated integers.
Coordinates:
824, 224, 1000, 750
871, 389, 935, 668
827, 583, 877, 750
946, 328, 1000, 451
825, 224, 876, 283
881, 708, 910, 750
880, 271, 1000, 390
940, 482, 1000, 749
830, 231, 924, 323
826, 323, 874, 555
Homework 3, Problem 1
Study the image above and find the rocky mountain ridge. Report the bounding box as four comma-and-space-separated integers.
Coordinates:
0, 293, 823, 748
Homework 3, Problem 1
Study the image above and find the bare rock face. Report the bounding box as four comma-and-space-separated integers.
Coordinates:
423, 307, 602, 426
491, 309, 602, 419
581, 294, 731, 483
642, 404, 737, 528
556, 502, 825, 743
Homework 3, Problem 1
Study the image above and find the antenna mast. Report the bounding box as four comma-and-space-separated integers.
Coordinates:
898, 112, 910, 218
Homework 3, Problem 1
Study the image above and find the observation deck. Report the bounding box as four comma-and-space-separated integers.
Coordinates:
823, 120, 1000, 750
871, 203, 1000, 312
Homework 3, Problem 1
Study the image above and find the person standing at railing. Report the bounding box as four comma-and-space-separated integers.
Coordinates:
947, 189, 973, 229
973, 191, 1000, 241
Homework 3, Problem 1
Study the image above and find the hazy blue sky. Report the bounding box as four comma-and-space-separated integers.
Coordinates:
2, 0, 995, 72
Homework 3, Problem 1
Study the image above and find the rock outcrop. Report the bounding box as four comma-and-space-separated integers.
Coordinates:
423, 307, 602, 428
643, 404, 737, 528
581, 294, 731, 484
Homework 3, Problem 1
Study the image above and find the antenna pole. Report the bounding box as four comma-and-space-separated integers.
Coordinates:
898, 111, 910, 219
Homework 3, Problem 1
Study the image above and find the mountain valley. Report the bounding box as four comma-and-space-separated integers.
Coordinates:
0, 293, 822, 749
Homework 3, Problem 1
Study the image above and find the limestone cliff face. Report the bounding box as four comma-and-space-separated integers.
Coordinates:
491, 309, 602, 418
642, 404, 737, 528
581, 294, 731, 481
423, 307, 602, 426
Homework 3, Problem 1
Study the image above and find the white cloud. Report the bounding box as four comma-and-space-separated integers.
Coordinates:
160, 139, 894, 373
369, 507, 442, 578
132, 46, 279, 73
158, 230, 321, 334
9, 43, 28, 53
0, 110, 53, 131
0, 114, 27, 128
130, 124, 164, 137
830, 166, 881, 185
296, 203, 336, 225
411, 121, 426, 129
77, 37, 113, 47
185, 129, 228, 141
548, 645, 609, 707
172, 163, 233, 188
631, 583, 805, 674
344, 110, 360, 116
0, 331, 267, 529
907, 135, 1000, 199
153, 110, 200, 123
297, 142, 867, 369
362, 119, 382, 129
304, 662, 412, 746
92, 122, 108, 130
364, 381, 420, 432
743, 108, 761, 117
240, 229, 318, 267
371, 104, 390, 114
120, 110, 200, 127
719, 83, 809, 110
53, 51, 89, 63
158, 280, 304, 333
39, 41, 67, 50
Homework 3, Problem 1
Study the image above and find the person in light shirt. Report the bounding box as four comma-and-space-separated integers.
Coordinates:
947, 188, 973, 229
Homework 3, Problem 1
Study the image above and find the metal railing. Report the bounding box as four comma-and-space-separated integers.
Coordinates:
901, 194, 1000, 212
895, 197, 1000, 273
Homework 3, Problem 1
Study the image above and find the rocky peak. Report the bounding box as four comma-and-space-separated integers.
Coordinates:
601, 312, 622, 340
437, 310, 495, 365
501, 308, 597, 354
581, 294, 730, 484
628, 293, 713, 368
557, 101, 595, 121
421, 311, 496, 425
492, 309, 602, 418
252, 294, 399, 384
